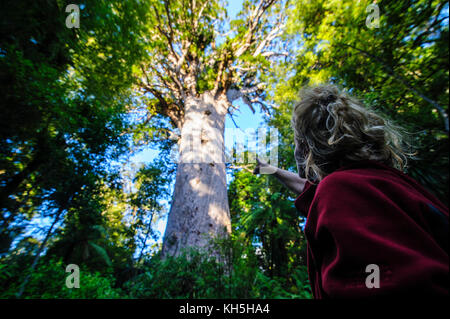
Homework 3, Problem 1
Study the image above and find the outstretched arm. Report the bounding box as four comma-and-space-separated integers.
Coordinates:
253, 158, 307, 196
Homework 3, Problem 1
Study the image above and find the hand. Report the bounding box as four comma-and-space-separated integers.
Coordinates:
253, 157, 276, 175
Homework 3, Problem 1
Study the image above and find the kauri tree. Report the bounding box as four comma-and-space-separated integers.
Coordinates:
134, 0, 290, 256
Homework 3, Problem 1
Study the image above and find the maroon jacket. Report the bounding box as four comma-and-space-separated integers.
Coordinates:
294, 160, 449, 298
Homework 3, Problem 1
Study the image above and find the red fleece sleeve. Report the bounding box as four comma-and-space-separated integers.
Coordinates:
308, 172, 448, 298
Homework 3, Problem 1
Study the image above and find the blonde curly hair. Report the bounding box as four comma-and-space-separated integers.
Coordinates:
291, 83, 414, 183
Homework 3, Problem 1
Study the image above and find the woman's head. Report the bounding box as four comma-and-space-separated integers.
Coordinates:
291, 83, 412, 183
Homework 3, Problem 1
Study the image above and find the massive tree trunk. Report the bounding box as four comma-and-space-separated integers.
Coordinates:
162, 92, 231, 258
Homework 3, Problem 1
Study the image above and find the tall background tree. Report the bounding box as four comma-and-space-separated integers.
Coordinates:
133, 0, 291, 256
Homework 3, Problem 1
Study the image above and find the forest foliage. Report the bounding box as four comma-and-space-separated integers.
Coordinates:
0, 0, 448, 298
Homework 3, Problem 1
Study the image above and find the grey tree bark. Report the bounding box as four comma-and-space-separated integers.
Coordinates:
161, 92, 231, 258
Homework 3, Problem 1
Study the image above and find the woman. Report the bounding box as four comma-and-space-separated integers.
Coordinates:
254, 84, 448, 298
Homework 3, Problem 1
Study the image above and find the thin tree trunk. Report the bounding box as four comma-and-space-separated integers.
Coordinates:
162, 92, 231, 258
137, 211, 154, 262
16, 208, 64, 298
